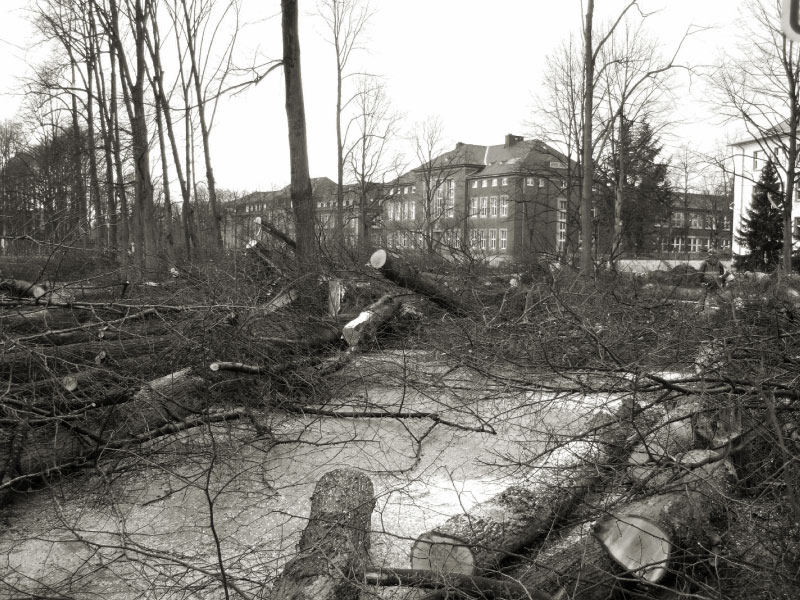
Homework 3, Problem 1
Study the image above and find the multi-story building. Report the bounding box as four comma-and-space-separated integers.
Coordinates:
730, 124, 800, 257
657, 192, 733, 258
381, 134, 578, 262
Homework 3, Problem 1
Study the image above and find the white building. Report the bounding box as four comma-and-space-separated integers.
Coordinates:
730, 123, 800, 257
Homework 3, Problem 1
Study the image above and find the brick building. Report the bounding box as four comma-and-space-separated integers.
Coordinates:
381, 134, 578, 262
657, 192, 733, 258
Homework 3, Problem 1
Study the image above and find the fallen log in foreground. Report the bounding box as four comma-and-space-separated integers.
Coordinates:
512, 455, 736, 600
369, 249, 468, 315
1, 368, 207, 481
268, 469, 374, 600
410, 402, 635, 576
342, 295, 401, 348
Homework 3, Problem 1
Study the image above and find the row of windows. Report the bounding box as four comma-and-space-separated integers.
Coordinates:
386, 199, 416, 221
470, 228, 508, 251
389, 185, 416, 196
670, 212, 731, 230
471, 177, 509, 189
469, 195, 509, 218
665, 236, 731, 253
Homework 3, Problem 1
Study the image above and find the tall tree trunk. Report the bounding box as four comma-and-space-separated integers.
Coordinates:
784, 105, 797, 272
181, 0, 223, 251
109, 40, 129, 267
335, 35, 345, 247
282, 0, 317, 265
580, 0, 595, 274
70, 63, 88, 244
86, 38, 105, 250
155, 97, 175, 265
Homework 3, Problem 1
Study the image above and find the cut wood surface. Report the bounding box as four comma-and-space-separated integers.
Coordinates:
512, 455, 736, 600
342, 295, 401, 348
410, 402, 636, 576
268, 468, 374, 600
369, 249, 468, 315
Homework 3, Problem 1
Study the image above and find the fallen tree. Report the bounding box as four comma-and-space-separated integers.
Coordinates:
268, 468, 374, 600
1, 368, 207, 482
369, 249, 468, 316
410, 401, 636, 576
511, 454, 737, 600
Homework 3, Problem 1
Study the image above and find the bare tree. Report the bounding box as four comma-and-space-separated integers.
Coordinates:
282, 0, 317, 264
317, 0, 371, 248
713, 0, 800, 271
346, 76, 402, 254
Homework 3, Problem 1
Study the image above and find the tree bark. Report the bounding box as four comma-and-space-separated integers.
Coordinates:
511, 456, 736, 600
410, 402, 635, 576
341, 295, 401, 348
580, 0, 595, 274
282, 0, 317, 265
369, 249, 468, 315
268, 468, 374, 600
1, 368, 207, 482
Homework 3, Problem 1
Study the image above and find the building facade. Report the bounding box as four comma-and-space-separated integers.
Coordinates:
731, 127, 800, 257
658, 192, 733, 258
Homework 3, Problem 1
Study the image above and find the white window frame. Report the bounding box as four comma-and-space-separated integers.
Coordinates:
539, 177, 545, 188
500, 195, 509, 217
491, 178, 498, 187
480, 197, 488, 218
499, 228, 508, 250
471, 180, 478, 189
489, 228, 497, 250
526, 177, 535, 186
470, 197, 479, 218
481, 179, 488, 188
490, 196, 498, 217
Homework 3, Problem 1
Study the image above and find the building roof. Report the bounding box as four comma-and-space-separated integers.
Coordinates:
729, 118, 792, 147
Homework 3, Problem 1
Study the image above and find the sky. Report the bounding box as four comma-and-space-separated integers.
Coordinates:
0, 0, 752, 193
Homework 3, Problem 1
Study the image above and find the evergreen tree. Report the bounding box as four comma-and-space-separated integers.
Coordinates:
735, 159, 783, 271
598, 118, 673, 256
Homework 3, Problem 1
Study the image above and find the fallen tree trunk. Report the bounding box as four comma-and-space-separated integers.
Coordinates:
410, 401, 636, 576
512, 455, 736, 600
4, 368, 207, 479
268, 468, 374, 600
254, 216, 297, 250
0, 307, 102, 334
7, 367, 133, 410
0, 279, 47, 300
0, 333, 187, 382
369, 249, 468, 315
341, 295, 401, 348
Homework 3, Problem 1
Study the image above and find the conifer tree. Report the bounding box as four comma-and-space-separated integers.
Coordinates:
735, 159, 783, 271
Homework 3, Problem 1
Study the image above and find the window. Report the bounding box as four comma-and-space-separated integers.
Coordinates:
753, 150, 759, 171
470, 197, 479, 218
688, 236, 704, 253
557, 198, 567, 249
500, 195, 509, 217
403, 186, 409, 195
490, 196, 498, 217
672, 236, 684, 252
471, 181, 478, 189
481, 179, 488, 188
526, 177, 535, 186
690, 213, 702, 229
446, 181, 455, 217
499, 229, 508, 250
560, 179, 566, 189
539, 178, 546, 188
501, 177, 508, 186
671, 212, 685, 227
389, 188, 394, 196
479, 229, 487, 249
704, 215, 715, 230
723, 215, 731, 231
408, 199, 415, 220
480, 197, 488, 217
721, 238, 731, 250
412, 185, 416, 194
399, 200, 406, 221
492, 178, 498, 187
489, 229, 497, 250
550, 161, 566, 169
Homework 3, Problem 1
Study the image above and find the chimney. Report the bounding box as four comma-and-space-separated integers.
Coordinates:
504, 134, 523, 148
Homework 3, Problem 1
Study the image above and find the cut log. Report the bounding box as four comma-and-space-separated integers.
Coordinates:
627, 400, 700, 484
327, 279, 344, 317
410, 402, 636, 576
0, 279, 47, 300
342, 295, 401, 348
254, 216, 297, 250
5, 368, 207, 479
268, 468, 374, 600
369, 249, 468, 315
512, 456, 736, 600
0, 333, 187, 382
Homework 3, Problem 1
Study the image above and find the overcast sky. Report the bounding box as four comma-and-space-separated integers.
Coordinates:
0, 1, 750, 192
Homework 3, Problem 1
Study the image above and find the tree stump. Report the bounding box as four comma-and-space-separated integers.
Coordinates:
513, 455, 736, 600
268, 468, 375, 600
